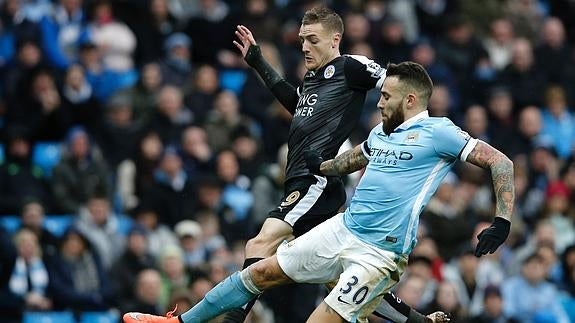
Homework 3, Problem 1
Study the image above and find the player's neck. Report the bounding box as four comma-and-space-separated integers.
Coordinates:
317, 52, 340, 70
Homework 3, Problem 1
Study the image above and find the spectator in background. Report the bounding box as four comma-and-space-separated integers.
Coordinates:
143, 146, 195, 227
134, 0, 179, 65
133, 131, 164, 200
463, 104, 490, 143
149, 85, 192, 146
132, 205, 178, 258
469, 285, 519, 323
502, 253, 570, 323
96, 93, 143, 170
157, 245, 190, 312
159, 32, 193, 88
231, 127, 264, 180
535, 17, 571, 84
443, 247, 504, 317
215, 150, 254, 245
238, 0, 280, 42
51, 126, 112, 214
0, 127, 54, 214
435, 15, 487, 104
2, 40, 45, 104
204, 90, 257, 152
340, 11, 370, 54
427, 83, 452, 117
179, 126, 214, 183
539, 85, 575, 160
46, 227, 114, 312
483, 18, 515, 71
18, 200, 59, 257
38, 0, 85, 70
486, 87, 516, 156
392, 274, 428, 311
498, 38, 546, 109
60, 64, 102, 135
120, 268, 164, 316
8, 69, 70, 141
512, 105, 543, 158
110, 225, 156, 306
184, 63, 220, 125
82, 0, 137, 85
539, 181, 574, 253
124, 62, 163, 127
74, 194, 124, 270
0, 229, 52, 323
375, 16, 411, 64
174, 220, 208, 270
184, 0, 236, 65
424, 281, 468, 322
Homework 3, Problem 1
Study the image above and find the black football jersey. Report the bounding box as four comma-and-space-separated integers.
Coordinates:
286, 54, 386, 180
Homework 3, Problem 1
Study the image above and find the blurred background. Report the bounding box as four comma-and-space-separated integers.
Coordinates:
0, 0, 573, 322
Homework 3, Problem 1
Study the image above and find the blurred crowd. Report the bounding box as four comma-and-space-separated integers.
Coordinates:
0, 0, 574, 322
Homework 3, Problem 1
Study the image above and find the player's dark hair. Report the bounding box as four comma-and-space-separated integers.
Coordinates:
386, 62, 433, 102
302, 7, 344, 35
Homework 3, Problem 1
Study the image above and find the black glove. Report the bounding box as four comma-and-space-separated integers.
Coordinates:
475, 217, 510, 257
305, 150, 324, 175
244, 44, 263, 68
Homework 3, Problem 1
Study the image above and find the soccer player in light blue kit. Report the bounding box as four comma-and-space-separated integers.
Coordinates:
123, 62, 513, 323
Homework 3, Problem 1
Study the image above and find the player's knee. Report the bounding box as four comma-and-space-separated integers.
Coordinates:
248, 259, 288, 289
245, 233, 282, 255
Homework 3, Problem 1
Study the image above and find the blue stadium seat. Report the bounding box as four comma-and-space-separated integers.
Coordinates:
0, 215, 21, 233
44, 215, 74, 237
219, 69, 247, 95
23, 311, 75, 323
79, 311, 120, 323
32, 142, 62, 177
0, 143, 4, 164
116, 214, 134, 235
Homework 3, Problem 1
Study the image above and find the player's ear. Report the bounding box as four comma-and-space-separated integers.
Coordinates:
332, 33, 341, 48
406, 93, 417, 108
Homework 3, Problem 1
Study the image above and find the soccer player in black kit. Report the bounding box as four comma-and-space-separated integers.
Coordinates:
122, 7, 447, 323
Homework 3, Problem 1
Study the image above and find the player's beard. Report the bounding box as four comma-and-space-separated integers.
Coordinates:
382, 103, 405, 136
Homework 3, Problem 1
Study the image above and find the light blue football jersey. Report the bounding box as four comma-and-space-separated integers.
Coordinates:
343, 110, 477, 255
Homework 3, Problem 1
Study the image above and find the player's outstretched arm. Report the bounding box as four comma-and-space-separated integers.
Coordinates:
306, 144, 368, 176
464, 140, 514, 256
234, 25, 298, 113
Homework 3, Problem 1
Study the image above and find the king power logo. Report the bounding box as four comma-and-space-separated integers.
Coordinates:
295, 93, 318, 117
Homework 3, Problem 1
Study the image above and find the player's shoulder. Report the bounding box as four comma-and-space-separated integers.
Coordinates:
423, 116, 458, 128
342, 54, 375, 65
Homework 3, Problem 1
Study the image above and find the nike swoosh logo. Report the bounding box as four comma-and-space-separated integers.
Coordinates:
337, 296, 350, 305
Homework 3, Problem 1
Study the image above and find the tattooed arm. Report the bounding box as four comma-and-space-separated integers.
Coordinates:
319, 144, 369, 176
464, 140, 514, 221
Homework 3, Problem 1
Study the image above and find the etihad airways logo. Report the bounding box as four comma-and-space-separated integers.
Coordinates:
295, 93, 318, 117
370, 148, 413, 165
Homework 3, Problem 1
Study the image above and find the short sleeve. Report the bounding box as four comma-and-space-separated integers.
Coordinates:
343, 55, 386, 91
432, 121, 477, 161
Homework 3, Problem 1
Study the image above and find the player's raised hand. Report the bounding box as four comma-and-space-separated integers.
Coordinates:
233, 25, 257, 58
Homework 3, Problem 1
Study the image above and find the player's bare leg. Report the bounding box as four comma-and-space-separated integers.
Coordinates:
306, 301, 346, 323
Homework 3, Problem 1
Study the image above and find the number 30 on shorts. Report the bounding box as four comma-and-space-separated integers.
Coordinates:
338, 275, 369, 305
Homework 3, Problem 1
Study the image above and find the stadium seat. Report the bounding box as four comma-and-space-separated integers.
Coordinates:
32, 142, 62, 177
116, 214, 134, 235
44, 215, 74, 237
219, 69, 247, 94
0, 215, 21, 233
79, 311, 120, 323
23, 311, 75, 323
0, 143, 4, 164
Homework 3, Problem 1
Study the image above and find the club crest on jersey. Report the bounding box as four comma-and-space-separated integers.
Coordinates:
324, 65, 335, 79
405, 132, 419, 143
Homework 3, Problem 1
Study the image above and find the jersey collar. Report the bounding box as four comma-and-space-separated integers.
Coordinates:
395, 110, 429, 131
